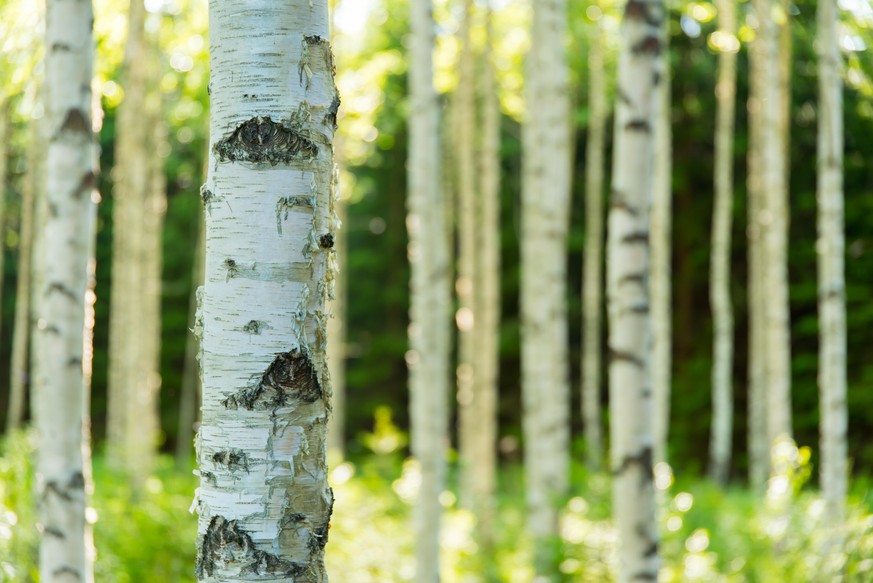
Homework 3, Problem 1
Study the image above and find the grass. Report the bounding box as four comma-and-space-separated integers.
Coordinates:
2, 430, 872, 582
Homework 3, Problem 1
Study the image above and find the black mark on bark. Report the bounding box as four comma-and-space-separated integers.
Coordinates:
52, 566, 82, 579
60, 109, 90, 135
625, 0, 661, 27
196, 516, 305, 579
75, 171, 96, 198
325, 94, 341, 129
52, 42, 72, 52
319, 234, 334, 249
609, 348, 645, 369
243, 320, 266, 335
224, 258, 238, 280
612, 446, 654, 478
222, 350, 322, 410
622, 231, 650, 245
626, 119, 652, 132
632, 35, 662, 55
211, 449, 250, 473
214, 116, 317, 165
47, 282, 77, 301
611, 191, 639, 216
44, 526, 66, 539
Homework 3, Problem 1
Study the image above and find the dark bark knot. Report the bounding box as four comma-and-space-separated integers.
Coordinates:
612, 446, 654, 480
222, 350, 322, 410
625, 0, 662, 27
319, 234, 334, 249
196, 516, 305, 579
632, 35, 662, 56
60, 109, 90, 135
211, 449, 250, 473
325, 94, 341, 129
214, 116, 317, 165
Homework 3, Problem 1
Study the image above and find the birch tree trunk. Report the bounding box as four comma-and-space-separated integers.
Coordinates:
7, 117, 38, 434
408, 0, 451, 579
456, 0, 478, 511
758, 0, 792, 453
608, 0, 663, 579
746, 7, 767, 490
193, 1, 338, 580
34, 0, 96, 578
471, 0, 500, 546
651, 12, 672, 467
0, 101, 6, 372
582, 3, 606, 472
707, 0, 737, 486
816, 0, 847, 561
521, 0, 571, 576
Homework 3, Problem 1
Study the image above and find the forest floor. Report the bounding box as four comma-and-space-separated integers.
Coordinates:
1, 430, 872, 582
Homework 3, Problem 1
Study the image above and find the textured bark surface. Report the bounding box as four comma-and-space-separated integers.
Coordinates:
407, 0, 451, 579
650, 14, 672, 467
456, 0, 478, 511
194, 2, 337, 581
521, 0, 571, 576
608, 0, 663, 580
746, 4, 768, 490
471, 1, 500, 546
582, 5, 606, 472
34, 0, 96, 579
816, 0, 847, 556
707, 0, 737, 486
758, 0, 793, 453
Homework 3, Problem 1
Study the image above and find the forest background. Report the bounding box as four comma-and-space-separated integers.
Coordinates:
0, 0, 872, 580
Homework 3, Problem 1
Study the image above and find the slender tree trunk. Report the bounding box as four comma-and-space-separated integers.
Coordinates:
326, 198, 346, 457
193, 1, 338, 580
758, 0, 792, 453
582, 3, 606, 472
471, 0, 500, 548
408, 0, 451, 579
7, 117, 38, 434
746, 5, 767, 490
34, 0, 96, 578
522, 0, 571, 576
177, 214, 205, 466
608, 0, 663, 580
456, 0, 478, 511
651, 11, 672, 467
707, 0, 737, 486
0, 101, 7, 374
816, 0, 847, 566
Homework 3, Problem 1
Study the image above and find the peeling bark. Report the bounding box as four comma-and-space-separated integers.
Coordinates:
608, 0, 663, 580
196, 2, 337, 581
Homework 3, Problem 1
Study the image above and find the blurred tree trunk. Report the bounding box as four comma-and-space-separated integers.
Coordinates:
33, 0, 96, 578
326, 197, 347, 457
608, 0, 663, 580
177, 214, 204, 466
708, 0, 737, 486
582, 2, 606, 472
651, 11, 672, 467
471, 0, 500, 550
746, 0, 767, 491
7, 115, 38, 434
0, 101, 6, 370
522, 0, 571, 577
816, 0, 847, 564
759, 0, 792, 454
456, 0, 480, 510
193, 1, 337, 580
408, 0, 451, 579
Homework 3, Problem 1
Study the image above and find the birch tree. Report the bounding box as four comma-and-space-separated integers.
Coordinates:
707, 0, 737, 486
192, 1, 338, 579
817, 0, 847, 560
746, 4, 767, 489
521, 0, 571, 575
582, 1, 606, 471
758, 0, 792, 453
408, 0, 451, 578
0, 101, 7, 364
651, 9, 672, 467
608, 0, 663, 579
456, 0, 478, 510
33, 0, 96, 578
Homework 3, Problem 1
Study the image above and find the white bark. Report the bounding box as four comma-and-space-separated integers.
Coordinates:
816, 0, 847, 551
522, 0, 571, 576
456, 0, 478, 511
746, 11, 767, 490
608, 0, 663, 580
582, 4, 606, 472
194, 1, 337, 580
758, 0, 792, 452
470, 0, 500, 544
408, 0, 451, 579
650, 14, 672, 467
708, 0, 737, 486
34, 0, 96, 579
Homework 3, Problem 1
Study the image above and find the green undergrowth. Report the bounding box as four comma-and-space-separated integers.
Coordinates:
1, 430, 872, 582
